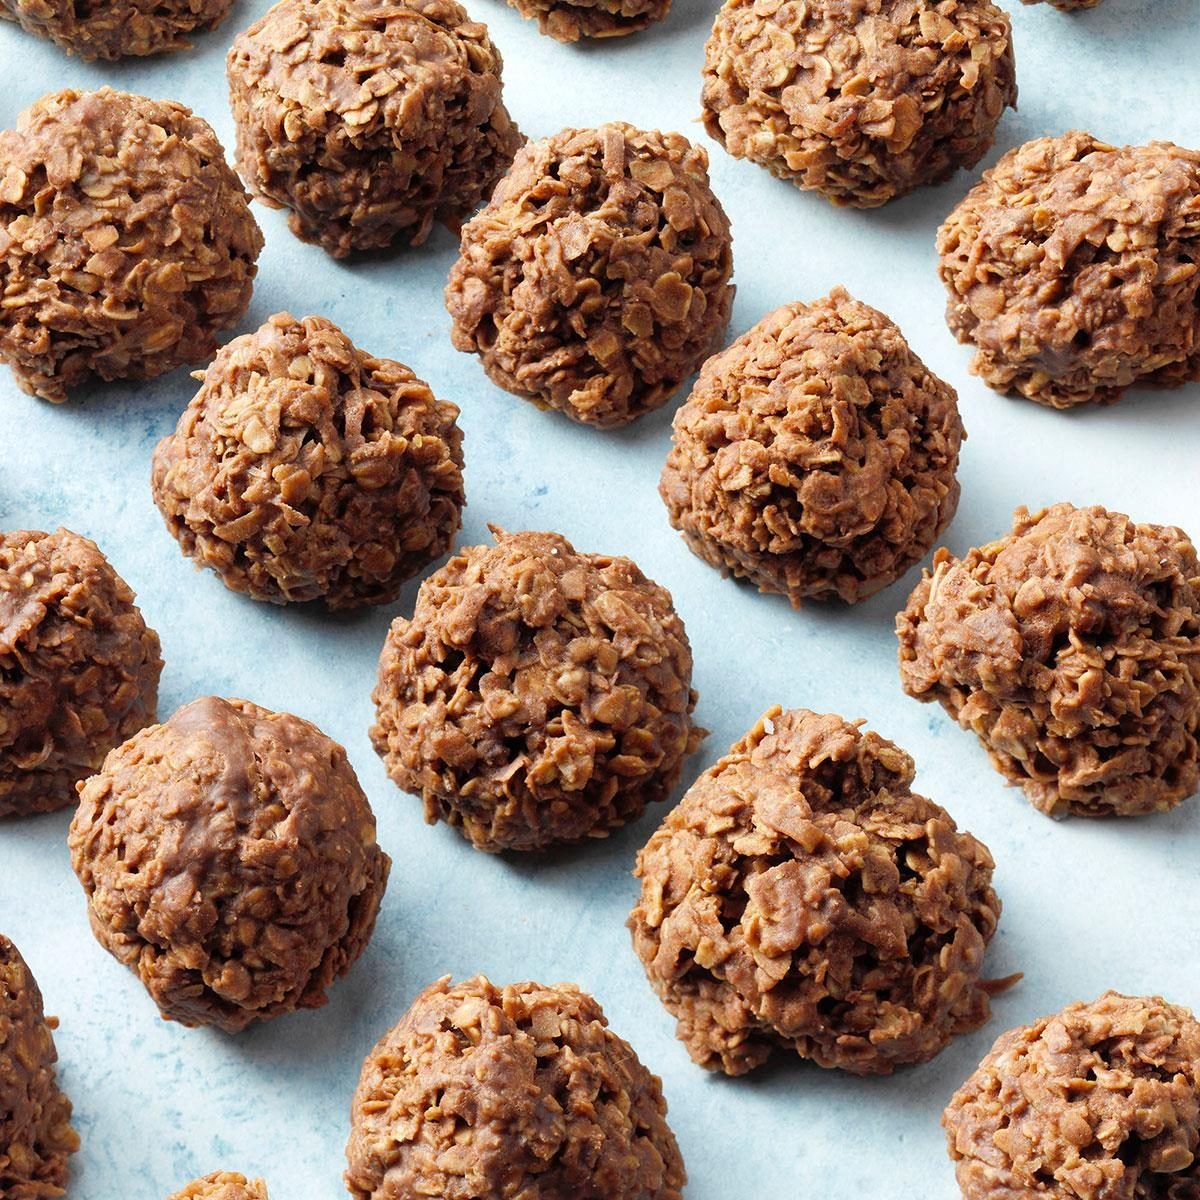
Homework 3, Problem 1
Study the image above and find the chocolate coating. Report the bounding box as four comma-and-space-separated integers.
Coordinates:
630, 707, 1005, 1076
507, 0, 669, 41
898, 503, 1200, 818
370, 529, 703, 853
69, 696, 391, 1033
151, 313, 465, 609
227, 0, 522, 259
446, 124, 734, 428
345, 976, 686, 1200
168, 1175, 269, 1200
0, 936, 79, 1199
0, 0, 233, 60
660, 287, 964, 606
0, 88, 262, 403
944, 992, 1200, 1200
701, 0, 1016, 207
0, 528, 162, 819
937, 131, 1200, 407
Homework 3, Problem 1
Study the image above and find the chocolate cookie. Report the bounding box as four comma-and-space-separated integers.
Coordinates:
167, 1175, 269, 1200
70, 696, 391, 1032
226, 0, 521, 258
0, 0, 233, 59
630, 707, 1007, 1075
1, 528, 162, 819
152, 313, 465, 609
661, 288, 963, 605
346, 976, 686, 1200
371, 529, 703, 852
898, 503, 1200, 817
446, 124, 733, 428
0, 935, 79, 1199
937, 131, 1200, 406
0, 88, 261, 402
945, 992, 1200, 1199
506, 0, 669, 41
701, 0, 1016, 206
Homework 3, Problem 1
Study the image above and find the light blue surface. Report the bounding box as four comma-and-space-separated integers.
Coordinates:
1, 1, 1198, 1196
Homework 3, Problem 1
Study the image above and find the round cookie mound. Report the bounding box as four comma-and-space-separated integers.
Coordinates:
660, 287, 964, 606
167, 1174, 269, 1200
226, 0, 522, 259
371, 528, 704, 852
0, 0, 233, 61
1, 528, 162, 819
0, 935, 79, 1200
69, 696, 391, 1032
897, 502, 1200, 818
0, 88, 262, 403
938, 131, 1200, 407
629, 707, 1004, 1076
507, 0, 669, 42
700, 0, 1016, 207
151, 313, 466, 609
446, 123, 734, 428
944, 991, 1200, 1200
345, 976, 686, 1200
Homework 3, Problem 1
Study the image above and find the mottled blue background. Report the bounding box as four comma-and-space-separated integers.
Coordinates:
1, 0, 1198, 1195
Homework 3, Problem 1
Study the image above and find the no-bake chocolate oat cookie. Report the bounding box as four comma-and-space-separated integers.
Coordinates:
1, 528, 162, 819
898, 503, 1200, 818
506, 0, 669, 41
661, 288, 964, 606
371, 529, 703, 852
701, 0, 1016, 207
0, 935, 79, 1199
446, 124, 734, 428
630, 707, 1006, 1076
0, 0, 233, 60
944, 992, 1200, 1200
938, 131, 1200, 407
345, 976, 686, 1200
69, 696, 391, 1032
227, 0, 522, 258
168, 1174, 269, 1200
0, 88, 262, 403
151, 313, 465, 609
